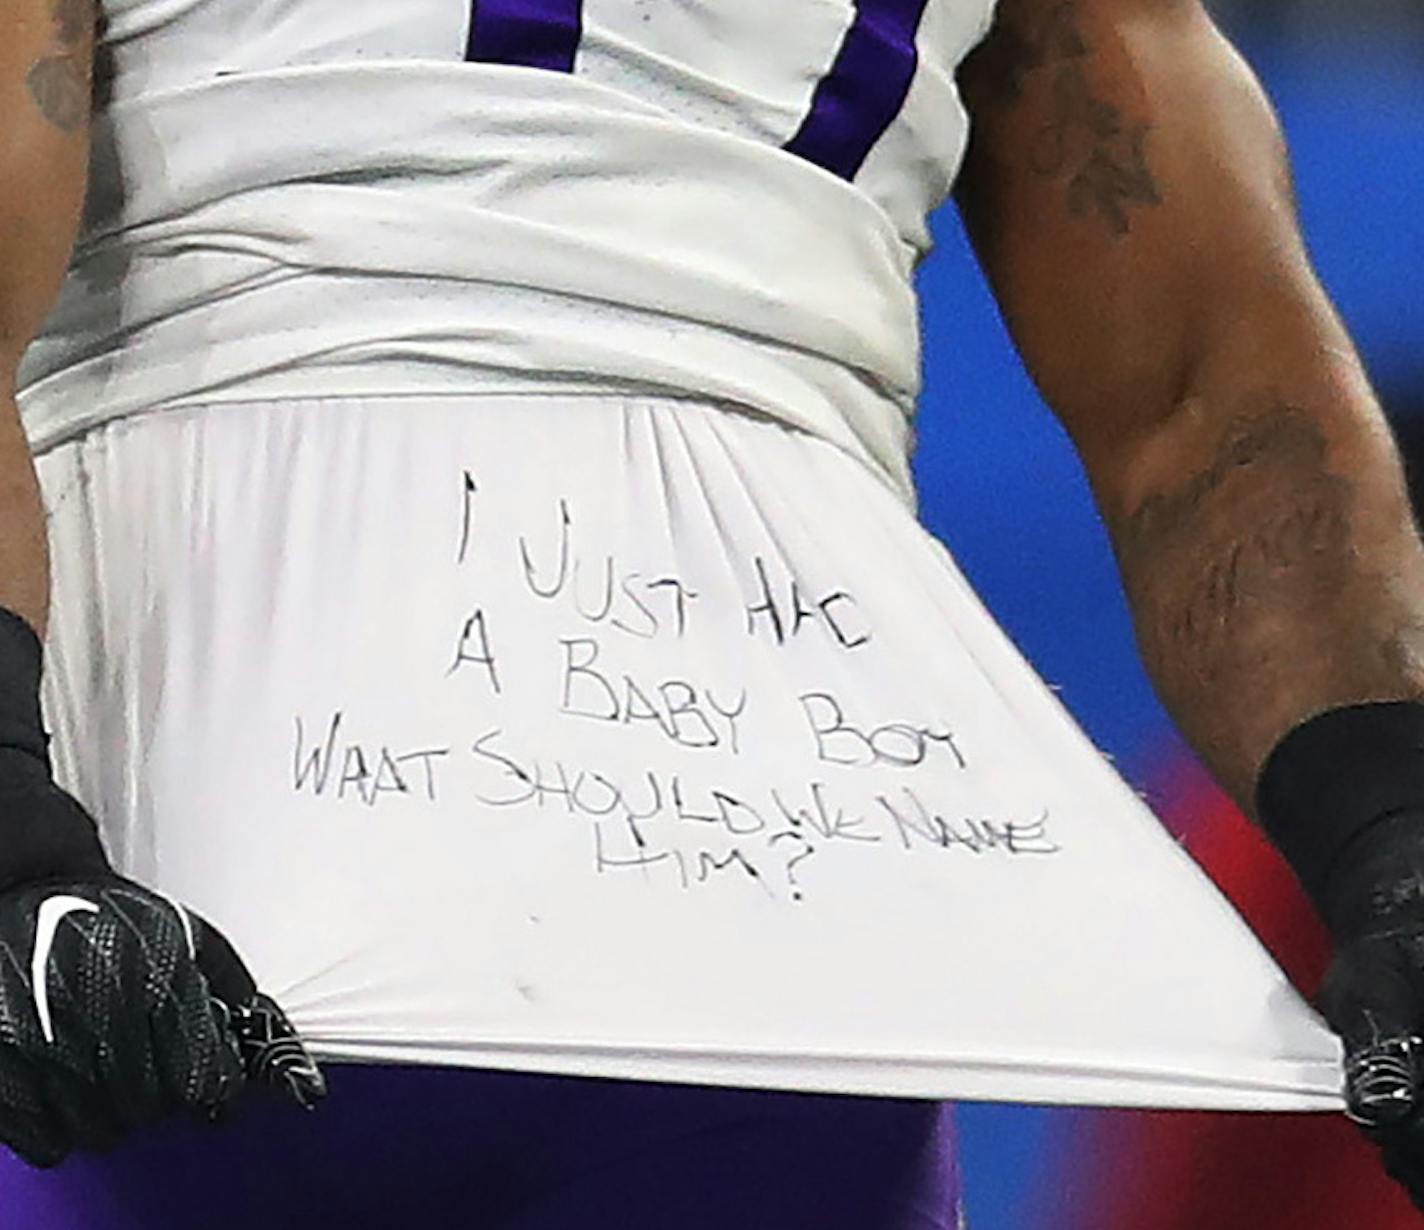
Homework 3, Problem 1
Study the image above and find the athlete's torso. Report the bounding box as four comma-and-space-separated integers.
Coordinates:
22, 0, 998, 500
100, 0, 996, 245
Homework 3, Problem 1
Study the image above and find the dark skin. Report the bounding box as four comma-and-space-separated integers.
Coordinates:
0, 0, 95, 636
956, 0, 1424, 818
959, 11, 1424, 1190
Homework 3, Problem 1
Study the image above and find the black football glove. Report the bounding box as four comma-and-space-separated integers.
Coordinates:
0, 609, 325, 1168
1313, 817, 1424, 1206
1258, 701, 1424, 1211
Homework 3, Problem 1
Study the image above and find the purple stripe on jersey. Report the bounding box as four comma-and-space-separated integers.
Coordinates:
466, 0, 583, 73
784, 0, 931, 180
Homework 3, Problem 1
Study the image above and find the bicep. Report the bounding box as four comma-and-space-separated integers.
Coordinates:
954, 0, 1334, 487
0, 0, 95, 378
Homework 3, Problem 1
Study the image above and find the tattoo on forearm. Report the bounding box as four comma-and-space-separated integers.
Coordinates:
25, 0, 96, 133
972, 0, 1163, 237
26, 58, 89, 132
1065, 125, 1159, 236
1122, 406, 1354, 681
52, 0, 95, 43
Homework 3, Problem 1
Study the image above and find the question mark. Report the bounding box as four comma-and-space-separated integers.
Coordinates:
769, 831, 816, 902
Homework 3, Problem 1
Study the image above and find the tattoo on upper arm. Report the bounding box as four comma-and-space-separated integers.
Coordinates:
970, 1, 1163, 238
25, 0, 97, 133
1121, 406, 1354, 680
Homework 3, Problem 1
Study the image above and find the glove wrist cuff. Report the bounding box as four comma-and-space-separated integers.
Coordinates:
0, 606, 112, 893
1256, 700, 1424, 927
0, 607, 50, 769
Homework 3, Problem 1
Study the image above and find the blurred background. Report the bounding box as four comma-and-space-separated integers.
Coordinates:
914, 1, 1424, 1225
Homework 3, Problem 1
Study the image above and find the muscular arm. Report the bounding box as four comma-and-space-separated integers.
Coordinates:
0, 0, 95, 636
955, 0, 1424, 817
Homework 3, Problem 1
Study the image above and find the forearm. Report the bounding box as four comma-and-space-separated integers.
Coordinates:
0, 387, 49, 637
954, 0, 1424, 815
0, 0, 97, 638
1104, 341, 1424, 819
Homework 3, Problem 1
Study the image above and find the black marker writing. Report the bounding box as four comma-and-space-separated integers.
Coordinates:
519, 499, 572, 599
646, 577, 697, 637
517, 500, 698, 639
744, 556, 871, 650
293, 711, 449, 806
799, 692, 966, 770
612, 571, 659, 639
557, 638, 740, 750
457, 470, 478, 564
447, 608, 502, 694
877, 789, 1060, 856
594, 821, 688, 889
772, 782, 881, 844
470, 728, 538, 807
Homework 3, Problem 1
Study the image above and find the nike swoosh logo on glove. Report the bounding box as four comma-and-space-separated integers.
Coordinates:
31, 895, 99, 1044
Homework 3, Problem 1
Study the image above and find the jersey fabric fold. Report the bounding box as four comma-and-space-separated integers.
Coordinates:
20, 0, 998, 503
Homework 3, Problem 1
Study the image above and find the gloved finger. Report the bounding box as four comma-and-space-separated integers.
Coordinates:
189, 913, 257, 1009
1375, 1110, 1424, 1214
21, 920, 130, 1151
1321, 947, 1424, 1127
0, 1048, 68, 1167
223, 993, 327, 1110
36, 1058, 124, 1154
0, 1104, 71, 1168
52, 895, 169, 1134
93, 996, 166, 1133
29, 993, 131, 1153
82, 884, 239, 1123
1345, 1035, 1424, 1128
151, 963, 246, 1123
127, 899, 245, 1123
192, 916, 325, 1110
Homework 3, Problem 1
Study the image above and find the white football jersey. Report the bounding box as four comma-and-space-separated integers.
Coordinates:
21, 0, 1000, 501
25, 4, 1347, 1111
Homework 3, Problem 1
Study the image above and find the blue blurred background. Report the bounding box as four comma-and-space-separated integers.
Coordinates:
912, 2, 1424, 1225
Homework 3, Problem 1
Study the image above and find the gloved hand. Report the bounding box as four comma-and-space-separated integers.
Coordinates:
1313, 816, 1424, 1205
1257, 701, 1424, 1210
0, 609, 324, 1167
